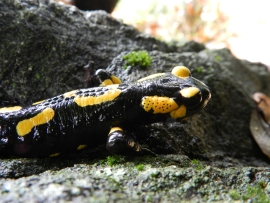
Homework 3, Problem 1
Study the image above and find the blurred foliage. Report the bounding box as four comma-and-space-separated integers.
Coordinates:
113, 0, 231, 46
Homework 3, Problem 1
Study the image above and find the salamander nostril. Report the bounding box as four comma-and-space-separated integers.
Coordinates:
201, 88, 211, 101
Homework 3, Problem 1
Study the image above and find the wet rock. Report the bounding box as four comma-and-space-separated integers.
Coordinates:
0, 0, 176, 105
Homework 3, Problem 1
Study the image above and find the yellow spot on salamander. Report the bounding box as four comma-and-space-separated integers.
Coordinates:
170, 105, 187, 119
100, 79, 113, 87
32, 100, 45, 105
63, 90, 76, 98
77, 145, 88, 150
137, 73, 165, 82
141, 96, 179, 114
0, 106, 22, 113
16, 108, 55, 136
109, 127, 123, 135
180, 87, 200, 98
110, 75, 122, 84
49, 153, 60, 157
171, 66, 191, 79
74, 85, 121, 107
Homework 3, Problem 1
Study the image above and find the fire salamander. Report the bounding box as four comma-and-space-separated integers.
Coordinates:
0, 66, 211, 157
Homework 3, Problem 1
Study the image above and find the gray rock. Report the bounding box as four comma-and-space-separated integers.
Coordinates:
0, 157, 269, 203
0, 0, 203, 105
0, 0, 270, 202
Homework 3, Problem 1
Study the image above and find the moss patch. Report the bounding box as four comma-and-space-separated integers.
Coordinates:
106, 155, 125, 166
195, 66, 213, 73
229, 190, 241, 200
191, 159, 203, 170
229, 181, 270, 203
242, 181, 270, 203
123, 51, 152, 69
136, 163, 144, 171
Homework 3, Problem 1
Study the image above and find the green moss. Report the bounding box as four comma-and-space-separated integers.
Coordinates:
258, 180, 267, 188
191, 159, 203, 170
214, 55, 222, 61
151, 173, 157, 178
203, 149, 208, 153
229, 190, 241, 200
106, 155, 125, 166
98, 159, 106, 167
242, 181, 270, 203
122, 51, 152, 69
207, 66, 213, 72
136, 164, 144, 171
35, 74, 40, 79
196, 66, 213, 73
229, 181, 269, 203
196, 66, 204, 73
107, 177, 121, 188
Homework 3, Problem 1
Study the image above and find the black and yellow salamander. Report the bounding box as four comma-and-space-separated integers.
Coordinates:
0, 66, 211, 157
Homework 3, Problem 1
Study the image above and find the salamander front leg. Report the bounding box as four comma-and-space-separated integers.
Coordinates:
106, 127, 157, 156
106, 127, 142, 156
94, 69, 122, 86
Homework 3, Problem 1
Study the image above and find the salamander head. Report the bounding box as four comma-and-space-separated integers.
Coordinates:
169, 66, 211, 120
139, 66, 211, 120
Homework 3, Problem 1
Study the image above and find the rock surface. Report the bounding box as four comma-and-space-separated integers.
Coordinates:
0, 0, 270, 202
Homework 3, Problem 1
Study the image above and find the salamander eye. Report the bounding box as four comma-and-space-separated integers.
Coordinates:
180, 87, 202, 109
171, 66, 191, 78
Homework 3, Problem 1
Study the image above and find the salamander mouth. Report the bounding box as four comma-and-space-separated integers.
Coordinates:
185, 87, 211, 116
197, 89, 211, 109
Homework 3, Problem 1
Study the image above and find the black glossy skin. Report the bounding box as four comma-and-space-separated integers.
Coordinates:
0, 69, 210, 157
